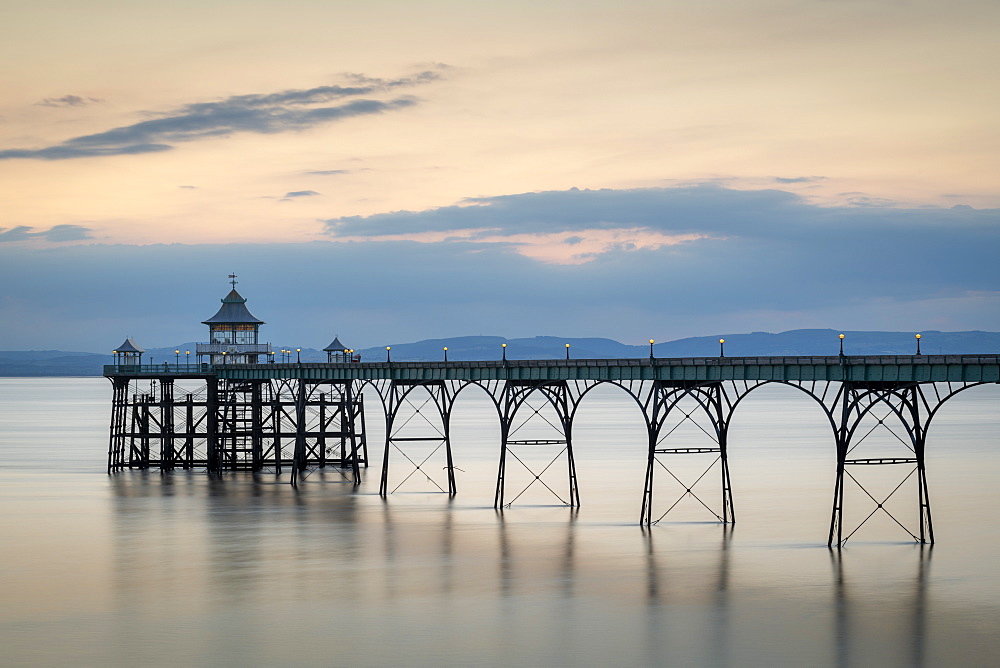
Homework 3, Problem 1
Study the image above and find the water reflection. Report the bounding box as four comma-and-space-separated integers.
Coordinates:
643, 524, 732, 600
111, 471, 364, 609
496, 508, 578, 600
643, 526, 732, 665
108, 476, 948, 668
831, 545, 931, 668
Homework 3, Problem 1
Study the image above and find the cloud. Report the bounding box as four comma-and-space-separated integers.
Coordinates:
774, 176, 826, 184
343, 70, 446, 88
0, 144, 174, 160
283, 190, 320, 198
1, 186, 996, 350
324, 185, 806, 241
307, 169, 351, 176
0, 222, 997, 352
320, 184, 1000, 265
36, 95, 102, 107
324, 183, 997, 241
0, 224, 92, 242
1, 71, 443, 160
845, 195, 897, 208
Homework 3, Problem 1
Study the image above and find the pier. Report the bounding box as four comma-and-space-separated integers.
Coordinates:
103, 281, 1000, 546
105, 353, 999, 547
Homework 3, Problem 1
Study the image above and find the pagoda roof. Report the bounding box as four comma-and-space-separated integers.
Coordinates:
202, 289, 265, 325
323, 336, 350, 352
114, 338, 145, 353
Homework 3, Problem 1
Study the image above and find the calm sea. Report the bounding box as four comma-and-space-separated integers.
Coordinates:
1, 377, 998, 666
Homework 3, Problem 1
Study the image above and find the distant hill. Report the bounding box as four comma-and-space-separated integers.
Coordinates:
0, 351, 112, 376
355, 330, 1000, 362
355, 335, 640, 362
1, 330, 997, 375
649, 329, 1000, 358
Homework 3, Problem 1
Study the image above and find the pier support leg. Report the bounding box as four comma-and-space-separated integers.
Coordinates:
346, 382, 365, 485
159, 379, 175, 471
291, 379, 307, 485
495, 381, 580, 510
640, 423, 656, 525
828, 383, 935, 548
912, 387, 934, 545
380, 381, 455, 497
444, 411, 457, 496
206, 379, 220, 473
495, 417, 509, 509
107, 377, 130, 473
720, 426, 735, 525
640, 382, 734, 526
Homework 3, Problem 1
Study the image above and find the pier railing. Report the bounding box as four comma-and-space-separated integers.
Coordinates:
105, 363, 214, 375
195, 343, 272, 355
104, 354, 1000, 383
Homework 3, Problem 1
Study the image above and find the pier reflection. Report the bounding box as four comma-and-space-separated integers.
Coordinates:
831, 545, 931, 668
107, 475, 954, 666
496, 508, 578, 599
643, 526, 733, 665
110, 471, 362, 609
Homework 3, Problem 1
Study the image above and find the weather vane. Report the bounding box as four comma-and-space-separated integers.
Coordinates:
228, 273, 238, 289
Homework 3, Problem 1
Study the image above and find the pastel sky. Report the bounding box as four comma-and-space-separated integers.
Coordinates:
1, 0, 998, 351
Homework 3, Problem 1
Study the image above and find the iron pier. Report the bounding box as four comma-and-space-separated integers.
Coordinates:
104, 354, 999, 547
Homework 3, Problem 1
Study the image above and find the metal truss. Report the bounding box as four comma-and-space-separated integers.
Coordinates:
107, 376, 367, 483
289, 379, 367, 485
495, 380, 591, 509
371, 379, 487, 497
106, 367, 995, 544
638, 380, 764, 526
827, 380, 988, 547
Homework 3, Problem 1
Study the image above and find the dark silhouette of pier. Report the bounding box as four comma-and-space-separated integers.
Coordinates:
105, 353, 999, 547
104, 279, 999, 546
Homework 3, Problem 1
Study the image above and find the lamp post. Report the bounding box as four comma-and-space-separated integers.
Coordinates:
719, 339, 725, 357
174, 350, 180, 365
839, 333, 845, 357
386, 346, 391, 363
565, 343, 571, 360
222, 351, 227, 366
186, 350, 190, 367
502, 343, 507, 361
649, 339, 655, 360
915, 333, 922, 356
443, 346, 448, 362
296, 348, 301, 364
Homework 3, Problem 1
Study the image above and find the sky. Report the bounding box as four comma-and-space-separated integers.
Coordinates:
1, 0, 998, 352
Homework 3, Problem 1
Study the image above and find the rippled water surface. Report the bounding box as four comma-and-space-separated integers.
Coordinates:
1, 377, 998, 666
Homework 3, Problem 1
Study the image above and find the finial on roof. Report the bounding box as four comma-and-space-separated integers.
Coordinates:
228, 273, 238, 289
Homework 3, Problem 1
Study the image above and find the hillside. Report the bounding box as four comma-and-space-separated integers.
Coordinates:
3, 329, 995, 376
